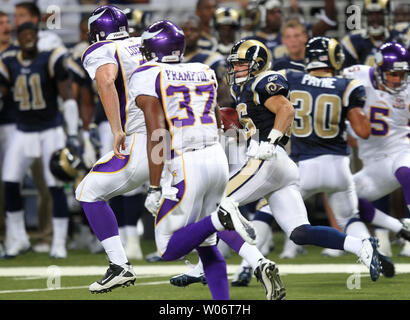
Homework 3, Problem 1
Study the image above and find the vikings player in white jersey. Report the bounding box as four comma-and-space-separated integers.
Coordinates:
343, 42, 410, 254
130, 20, 257, 300
74, 5, 150, 293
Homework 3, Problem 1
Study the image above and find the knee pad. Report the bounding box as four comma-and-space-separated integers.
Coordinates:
4, 182, 23, 212
289, 224, 311, 245
49, 187, 68, 218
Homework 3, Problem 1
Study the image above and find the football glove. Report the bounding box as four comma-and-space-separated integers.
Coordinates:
254, 141, 277, 160
66, 135, 82, 157
145, 186, 162, 217
82, 131, 97, 169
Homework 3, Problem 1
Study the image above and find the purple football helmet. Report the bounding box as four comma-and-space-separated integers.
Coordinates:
88, 5, 129, 44
375, 42, 410, 94
140, 20, 185, 63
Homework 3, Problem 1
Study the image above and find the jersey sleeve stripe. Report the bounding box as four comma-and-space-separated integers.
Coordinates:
342, 36, 358, 60
81, 40, 113, 64
343, 79, 362, 107
48, 46, 68, 78
0, 60, 9, 81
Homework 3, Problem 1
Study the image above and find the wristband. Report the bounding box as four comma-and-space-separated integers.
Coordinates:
267, 128, 283, 145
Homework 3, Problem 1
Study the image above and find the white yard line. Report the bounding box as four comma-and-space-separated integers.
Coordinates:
1, 263, 410, 278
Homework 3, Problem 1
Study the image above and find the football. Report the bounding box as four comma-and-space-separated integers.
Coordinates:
220, 107, 242, 132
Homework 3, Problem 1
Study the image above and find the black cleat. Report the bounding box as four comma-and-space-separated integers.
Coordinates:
170, 274, 207, 287
89, 262, 136, 293
254, 259, 286, 300
231, 266, 252, 287
379, 254, 395, 278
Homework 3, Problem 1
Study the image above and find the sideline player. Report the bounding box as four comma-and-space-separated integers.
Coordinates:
0, 22, 79, 258
130, 20, 257, 300
343, 42, 410, 256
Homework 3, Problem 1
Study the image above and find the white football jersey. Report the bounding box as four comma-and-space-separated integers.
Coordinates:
129, 61, 219, 154
82, 37, 146, 135
343, 65, 410, 160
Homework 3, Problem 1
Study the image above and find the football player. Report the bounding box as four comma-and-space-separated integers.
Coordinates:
342, 0, 410, 68
195, 0, 218, 52
130, 20, 257, 300
213, 7, 241, 58
343, 42, 410, 256
74, 5, 151, 293
14, 2, 63, 51
0, 22, 79, 258
168, 39, 385, 298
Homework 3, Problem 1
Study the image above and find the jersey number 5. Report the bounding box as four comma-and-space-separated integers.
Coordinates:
14, 74, 46, 111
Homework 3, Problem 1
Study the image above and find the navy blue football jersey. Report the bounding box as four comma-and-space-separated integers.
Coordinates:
183, 49, 227, 80
272, 56, 305, 72
0, 46, 69, 132
342, 26, 410, 68
0, 43, 18, 125
281, 69, 366, 162
230, 71, 289, 144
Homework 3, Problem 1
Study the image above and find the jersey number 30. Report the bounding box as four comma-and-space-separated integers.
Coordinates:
290, 91, 342, 138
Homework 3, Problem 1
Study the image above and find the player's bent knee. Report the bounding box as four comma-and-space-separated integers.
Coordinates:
289, 224, 312, 245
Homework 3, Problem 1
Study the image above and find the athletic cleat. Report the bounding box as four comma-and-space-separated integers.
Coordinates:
379, 253, 395, 278
358, 237, 381, 282
231, 266, 252, 287
397, 219, 410, 242
145, 251, 165, 262
254, 259, 286, 300
170, 261, 207, 287
1, 239, 31, 259
89, 262, 136, 293
218, 198, 257, 245
50, 243, 67, 259
399, 241, 410, 257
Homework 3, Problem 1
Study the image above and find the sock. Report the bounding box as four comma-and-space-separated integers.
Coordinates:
358, 198, 376, 222
211, 210, 224, 231
52, 217, 69, 247
197, 246, 229, 300
395, 167, 410, 205
6, 210, 28, 241
125, 225, 138, 239
118, 227, 127, 247
217, 230, 245, 253
80, 201, 119, 242
49, 187, 68, 218
253, 220, 272, 252
344, 217, 371, 239
343, 235, 363, 256
290, 224, 346, 250
372, 209, 403, 233
162, 216, 217, 261
238, 242, 264, 270
101, 235, 128, 266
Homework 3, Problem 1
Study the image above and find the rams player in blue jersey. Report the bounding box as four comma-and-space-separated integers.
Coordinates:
0, 22, 80, 258
342, 0, 410, 68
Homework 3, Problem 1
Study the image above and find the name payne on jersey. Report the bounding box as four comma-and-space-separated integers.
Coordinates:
301, 74, 337, 89
165, 69, 210, 82
159, 304, 193, 318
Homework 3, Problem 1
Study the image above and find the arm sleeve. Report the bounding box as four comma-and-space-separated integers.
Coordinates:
347, 85, 366, 111
82, 43, 117, 80
129, 65, 161, 101
254, 72, 289, 105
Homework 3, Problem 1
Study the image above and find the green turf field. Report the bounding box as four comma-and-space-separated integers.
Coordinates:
1, 232, 409, 300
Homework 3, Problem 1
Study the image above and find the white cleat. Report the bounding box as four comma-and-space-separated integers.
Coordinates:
358, 237, 381, 282
254, 259, 286, 300
279, 237, 306, 259
50, 243, 67, 259
89, 262, 137, 294
321, 248, 345, 257
399, 240, 410, 257
125, 236, 143, 260
217, 198, 257, 245
3, 238, 31, 258
375, 228, 392, 257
